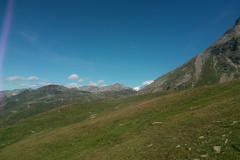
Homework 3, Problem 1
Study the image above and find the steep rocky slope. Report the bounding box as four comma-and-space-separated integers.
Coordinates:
140, 18, 240, 94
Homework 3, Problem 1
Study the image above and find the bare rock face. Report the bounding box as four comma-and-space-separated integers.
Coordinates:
139, 18, 240, 94
236, 18, 240, 25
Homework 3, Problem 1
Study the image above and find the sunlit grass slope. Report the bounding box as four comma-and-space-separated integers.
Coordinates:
0, 80, 240, 159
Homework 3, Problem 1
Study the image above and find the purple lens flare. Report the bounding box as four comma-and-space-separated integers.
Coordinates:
0, 0, 14, 109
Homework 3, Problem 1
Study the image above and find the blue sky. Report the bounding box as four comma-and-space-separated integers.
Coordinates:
1, 0, 240, 90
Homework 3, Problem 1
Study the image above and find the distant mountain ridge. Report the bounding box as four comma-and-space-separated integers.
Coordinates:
139, 18, 240, 94
78, 83, 131, 92
1, 83, 133, 97
2, 88, 30, 98
0, 83, 135, 125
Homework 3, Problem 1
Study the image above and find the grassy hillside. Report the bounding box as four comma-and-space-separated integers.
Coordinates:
0, 85, 135, 126
0, 80, 240, 159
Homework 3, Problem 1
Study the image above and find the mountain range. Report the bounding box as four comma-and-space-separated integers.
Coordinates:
0, 83, 135, 125
78, 83, 132, 92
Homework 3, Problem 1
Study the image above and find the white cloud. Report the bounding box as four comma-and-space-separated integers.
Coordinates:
4, 76, 40, 82
78, 79, 84, 83
66, 83, 81, 88
89, 81, 97, 86
68, 74, 79, 80
87, 80, 105, 86
39, 81, 57, 86
133, 86, 141, 91
79, 77, 91, 83
27, 76, 40, 81
97, 80, 104, 84
142, 80, 154, 86
4, 76, 26, 82
20, 84, 37, 88
133, 80, 154, 91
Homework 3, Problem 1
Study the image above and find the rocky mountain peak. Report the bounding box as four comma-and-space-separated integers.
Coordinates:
235, 18, 240, 26
110, 83, 125, 87
218, 18, 240, 45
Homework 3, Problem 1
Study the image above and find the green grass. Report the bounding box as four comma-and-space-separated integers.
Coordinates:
0, 80, 240, 159
196, 55, 221, 87
0, 87, 135, 126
